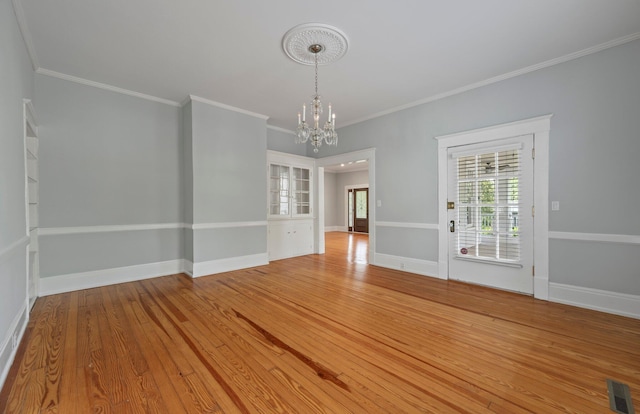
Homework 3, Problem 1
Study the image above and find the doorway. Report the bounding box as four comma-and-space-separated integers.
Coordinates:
447, 135, 534, 294
315, 148, 376, 264
348, 188, 369, 233
436, 115, 551, 300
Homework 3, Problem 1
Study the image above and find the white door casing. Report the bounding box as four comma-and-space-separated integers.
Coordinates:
436, 115, 551, 299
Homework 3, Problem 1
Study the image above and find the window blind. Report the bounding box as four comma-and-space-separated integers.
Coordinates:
455, 147, 521, 263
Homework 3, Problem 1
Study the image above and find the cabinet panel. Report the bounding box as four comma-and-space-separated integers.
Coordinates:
268, 220, 313, 261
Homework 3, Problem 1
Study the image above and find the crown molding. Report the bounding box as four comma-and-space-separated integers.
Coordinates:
11, 0, 39, 70
35, 68, 182, 107
185, 95, 269, 120
267, 124, 296, 135
340, 32, 640, 129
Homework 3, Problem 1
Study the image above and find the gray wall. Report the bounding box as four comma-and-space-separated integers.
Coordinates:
189, 99, 267, 263
267, 127, 307, 156
321, 39, 640, 295
323, 172, 338, 227
35, 74, 184, 277
0, 0, 34, 386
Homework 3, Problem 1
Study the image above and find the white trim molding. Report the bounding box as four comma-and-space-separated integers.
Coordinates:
374, 253, 442, 279
191, 253, 268, 278
191, 221, 267, 231
0, 299, 28, 391
325, 226, 347, 232
436, 115, 552, 300
35, 68, 181, 107
549, 283, 640, 319
376, 222, 438, 230
186, 95, 269, 120
267, 125, 295, 135
39, 223, 185, 236
0, 236, 29, 263
549, 231, 640, 245
39, 259, 184, 296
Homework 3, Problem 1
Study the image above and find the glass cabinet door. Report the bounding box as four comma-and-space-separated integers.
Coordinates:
292, 167, 310, 216
269, 164, 290, 216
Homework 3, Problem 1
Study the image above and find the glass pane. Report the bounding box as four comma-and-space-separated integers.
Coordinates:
458, 156, 476, 179
479, 180, 495, 204
355, 191, 367, 219
478, 153, 495, 176
458, 181, 474, 204
498, 149, 519, 175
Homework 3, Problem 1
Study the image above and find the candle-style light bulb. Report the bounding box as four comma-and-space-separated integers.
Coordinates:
298, 112, 301, 125
302, 104, 306, 122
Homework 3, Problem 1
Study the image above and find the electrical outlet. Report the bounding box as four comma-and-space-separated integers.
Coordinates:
400, 263, 405, 270
12, 332, 18, 350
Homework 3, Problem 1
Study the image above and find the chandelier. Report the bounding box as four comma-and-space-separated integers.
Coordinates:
282, 24, 349, 153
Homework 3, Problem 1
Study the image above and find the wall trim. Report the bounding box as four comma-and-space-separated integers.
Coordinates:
191, 253, 268, 278
267, 125, 295, 135
376, 221, 438, 230
191, 221, 268, 230
374, 253, 442, 280
325, 226, 347, 232
340, 32, 640, 129
0, 300, 28, 391
549, 282, 640, 320
39, 223, 185, 236
35, 68, 181, 107
549, 231, 640, 245
0, 236, 29, 263
38, 259, 184, 296
186, 95, 269, 120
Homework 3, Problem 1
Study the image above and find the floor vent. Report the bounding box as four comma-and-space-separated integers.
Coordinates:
607, 379, 635, 414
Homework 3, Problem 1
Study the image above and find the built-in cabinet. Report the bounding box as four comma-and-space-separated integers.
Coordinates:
267, 151, 314, 261
24, 100, 39, 309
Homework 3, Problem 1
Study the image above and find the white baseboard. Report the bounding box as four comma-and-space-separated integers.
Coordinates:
0, 300, 28, 391
374, 253, 442, 279
191, 253, 269, 278
325, 226, 347, 232
549, 282, 640, 319
39, 259, 184, 296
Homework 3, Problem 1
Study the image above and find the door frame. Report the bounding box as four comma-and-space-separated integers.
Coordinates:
436, 115, 551, 300
315, 148, 376, 264
346, 184, 369, 232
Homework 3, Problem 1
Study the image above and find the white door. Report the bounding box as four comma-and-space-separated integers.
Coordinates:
447, 135, 534, 294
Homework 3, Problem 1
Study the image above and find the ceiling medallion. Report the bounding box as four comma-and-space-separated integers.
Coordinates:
283, 24, 348, 152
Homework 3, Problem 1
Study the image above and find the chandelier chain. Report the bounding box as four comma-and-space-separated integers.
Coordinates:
295, 43, 338, 153
314, 52, 319, 97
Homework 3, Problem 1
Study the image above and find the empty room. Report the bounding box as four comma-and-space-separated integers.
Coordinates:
1, 0, 639, 412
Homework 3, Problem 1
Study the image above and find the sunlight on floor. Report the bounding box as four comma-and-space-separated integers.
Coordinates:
347, 233, 368, 265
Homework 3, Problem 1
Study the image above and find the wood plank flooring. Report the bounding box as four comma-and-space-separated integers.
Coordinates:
2, 232, 639, 413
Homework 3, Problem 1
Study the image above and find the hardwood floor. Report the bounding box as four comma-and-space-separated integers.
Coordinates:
2, 232, 639, 413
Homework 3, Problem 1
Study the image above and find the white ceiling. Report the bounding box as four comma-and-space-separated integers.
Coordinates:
17, 0, 640, 132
